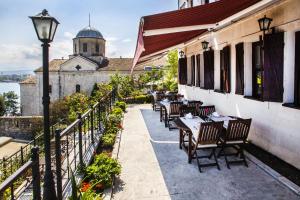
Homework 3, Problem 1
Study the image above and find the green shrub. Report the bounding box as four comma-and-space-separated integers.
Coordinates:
112, 107, 123, 116
115, 101, 126, 112
135, 95, 152, 103
85, 153, 121, 188
101, 133, 116, 148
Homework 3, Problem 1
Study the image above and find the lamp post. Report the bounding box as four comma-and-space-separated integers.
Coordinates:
201, 41, 209, 51
29, 9, 59, 200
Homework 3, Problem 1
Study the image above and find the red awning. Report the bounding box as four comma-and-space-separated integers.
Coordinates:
132, 0, 262, 71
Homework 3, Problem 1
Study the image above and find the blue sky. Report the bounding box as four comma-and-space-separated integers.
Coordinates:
0, 0, 177, 71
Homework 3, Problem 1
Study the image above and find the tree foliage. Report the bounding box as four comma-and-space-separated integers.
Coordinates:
3, 91, 19, 115
65, 93, 89, 122
162, 50, 178, 91
0, 95, 5, 116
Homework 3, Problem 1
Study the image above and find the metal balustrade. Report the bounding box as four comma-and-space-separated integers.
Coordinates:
0, 89, 117, 200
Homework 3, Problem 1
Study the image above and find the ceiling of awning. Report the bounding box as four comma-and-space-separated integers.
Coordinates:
132, 0, 263, 71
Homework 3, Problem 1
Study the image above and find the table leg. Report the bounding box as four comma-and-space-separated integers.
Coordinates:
179, 129, 183, 149
160, 106, 162, 122
188, 132, 192, 163
164, 108, 168, 127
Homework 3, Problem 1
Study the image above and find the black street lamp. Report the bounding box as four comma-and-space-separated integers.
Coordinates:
29, 9, 59, 200
201, 41, 209, 51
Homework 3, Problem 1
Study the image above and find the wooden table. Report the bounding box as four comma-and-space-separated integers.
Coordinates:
175, 115, 234, 163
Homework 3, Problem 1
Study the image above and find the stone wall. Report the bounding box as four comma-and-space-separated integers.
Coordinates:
0, 116, 43, 140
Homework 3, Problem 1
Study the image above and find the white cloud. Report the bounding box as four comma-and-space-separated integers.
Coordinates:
0, 32, 73, 71
106, 37, 119, 42
122, 38, 132, 43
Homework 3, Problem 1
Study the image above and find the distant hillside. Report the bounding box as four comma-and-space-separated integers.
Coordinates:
0, 70, 34, 76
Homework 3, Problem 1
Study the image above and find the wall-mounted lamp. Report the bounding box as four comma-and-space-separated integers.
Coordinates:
201, 41, 209, 51
179, 50, 185, 58
258, 15, 273, 33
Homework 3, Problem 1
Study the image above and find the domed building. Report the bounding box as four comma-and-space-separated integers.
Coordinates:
19, 25, 141, 116
73, 26, 106, 57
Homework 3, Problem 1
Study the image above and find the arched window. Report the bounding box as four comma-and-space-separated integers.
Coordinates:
83, 43, 87, 52
96, 44, 99, 53
76, 84, 81, 93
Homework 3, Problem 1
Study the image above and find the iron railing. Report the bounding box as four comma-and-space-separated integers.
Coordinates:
0, 122, 63, 183
0, 147, 40, 200
0, 89, 117, 200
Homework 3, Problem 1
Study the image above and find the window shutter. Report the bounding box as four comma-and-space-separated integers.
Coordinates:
178, 57, 187, 85
191, 55, 196, 86
295, 31, 300, 105
204, 50, 214, 89
263, 32, 284, 102
196, 54, 201, 87
224, 46, 231, 93
235, 43, 244, 95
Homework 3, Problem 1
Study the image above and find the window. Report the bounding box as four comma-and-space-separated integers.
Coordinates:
191, 55, 196, 86
251, 32, 284, 102
74, 44, 77, 54
196, 54, 201, 87
220, 46, 231, 93
236, 43, 244, 95
204, 50, 214, 89
178, 57, 187, 85
96, 44, 99, 53
294, 31, 300, 106
83, 43, 87, 52
76, 84, 81, 93
252, 41, 263, 100
263, 32, 284, 102
49, 85, 52, 94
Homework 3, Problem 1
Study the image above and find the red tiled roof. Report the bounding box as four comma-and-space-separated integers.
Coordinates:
132, 0, 262, 70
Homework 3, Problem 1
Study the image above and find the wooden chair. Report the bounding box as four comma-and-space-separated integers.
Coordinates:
167, 102, 183, 130
191, 121, 224, 172
153, 92, 165, 111
180, 105, 197, 117
188, 101, 203, 111
218, 118, 252, 169
198, 105, 216, 118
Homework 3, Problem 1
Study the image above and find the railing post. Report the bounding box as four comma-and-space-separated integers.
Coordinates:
2, 157, 6, 179
77, 113, 84, 170
98, 102, 101, 133
31, 147, 41, 200
90, 105, 94, 144
20, 146, 24, 165
55, 129, 63, 200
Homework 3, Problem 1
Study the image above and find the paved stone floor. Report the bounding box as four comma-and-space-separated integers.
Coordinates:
112, 104, 300, 200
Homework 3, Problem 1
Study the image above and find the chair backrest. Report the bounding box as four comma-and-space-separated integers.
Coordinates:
156, 93, 165, 101
169, 102, 183, 115
197, 121, 224, 144
188, 101, 203, 110
198, 105, 216, 118
226, 119, 252, 142
167, 93, 178, 101
180, 105, 196, 117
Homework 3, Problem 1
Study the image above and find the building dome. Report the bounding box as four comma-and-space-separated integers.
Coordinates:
76, 26, 104, 39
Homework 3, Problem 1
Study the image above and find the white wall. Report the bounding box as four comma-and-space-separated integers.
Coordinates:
179, 0, 300, 169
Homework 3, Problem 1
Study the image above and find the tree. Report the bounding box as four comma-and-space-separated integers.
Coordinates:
3, 91, 19, 115
0, 95, 5, 116
162, 50, 178, 91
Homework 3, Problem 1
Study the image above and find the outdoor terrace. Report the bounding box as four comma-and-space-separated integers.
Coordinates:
112, 104, 300, 200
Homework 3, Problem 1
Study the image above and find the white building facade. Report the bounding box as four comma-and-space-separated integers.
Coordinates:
134, 0, 300, 169
20, 26, 135, 116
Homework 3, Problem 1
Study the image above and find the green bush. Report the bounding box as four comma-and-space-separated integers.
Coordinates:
135, 95, 152, 103
101, 133, 116, 148
112, 107, 123, 116
85, 153, 121, 188
115, 101, 126, 112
